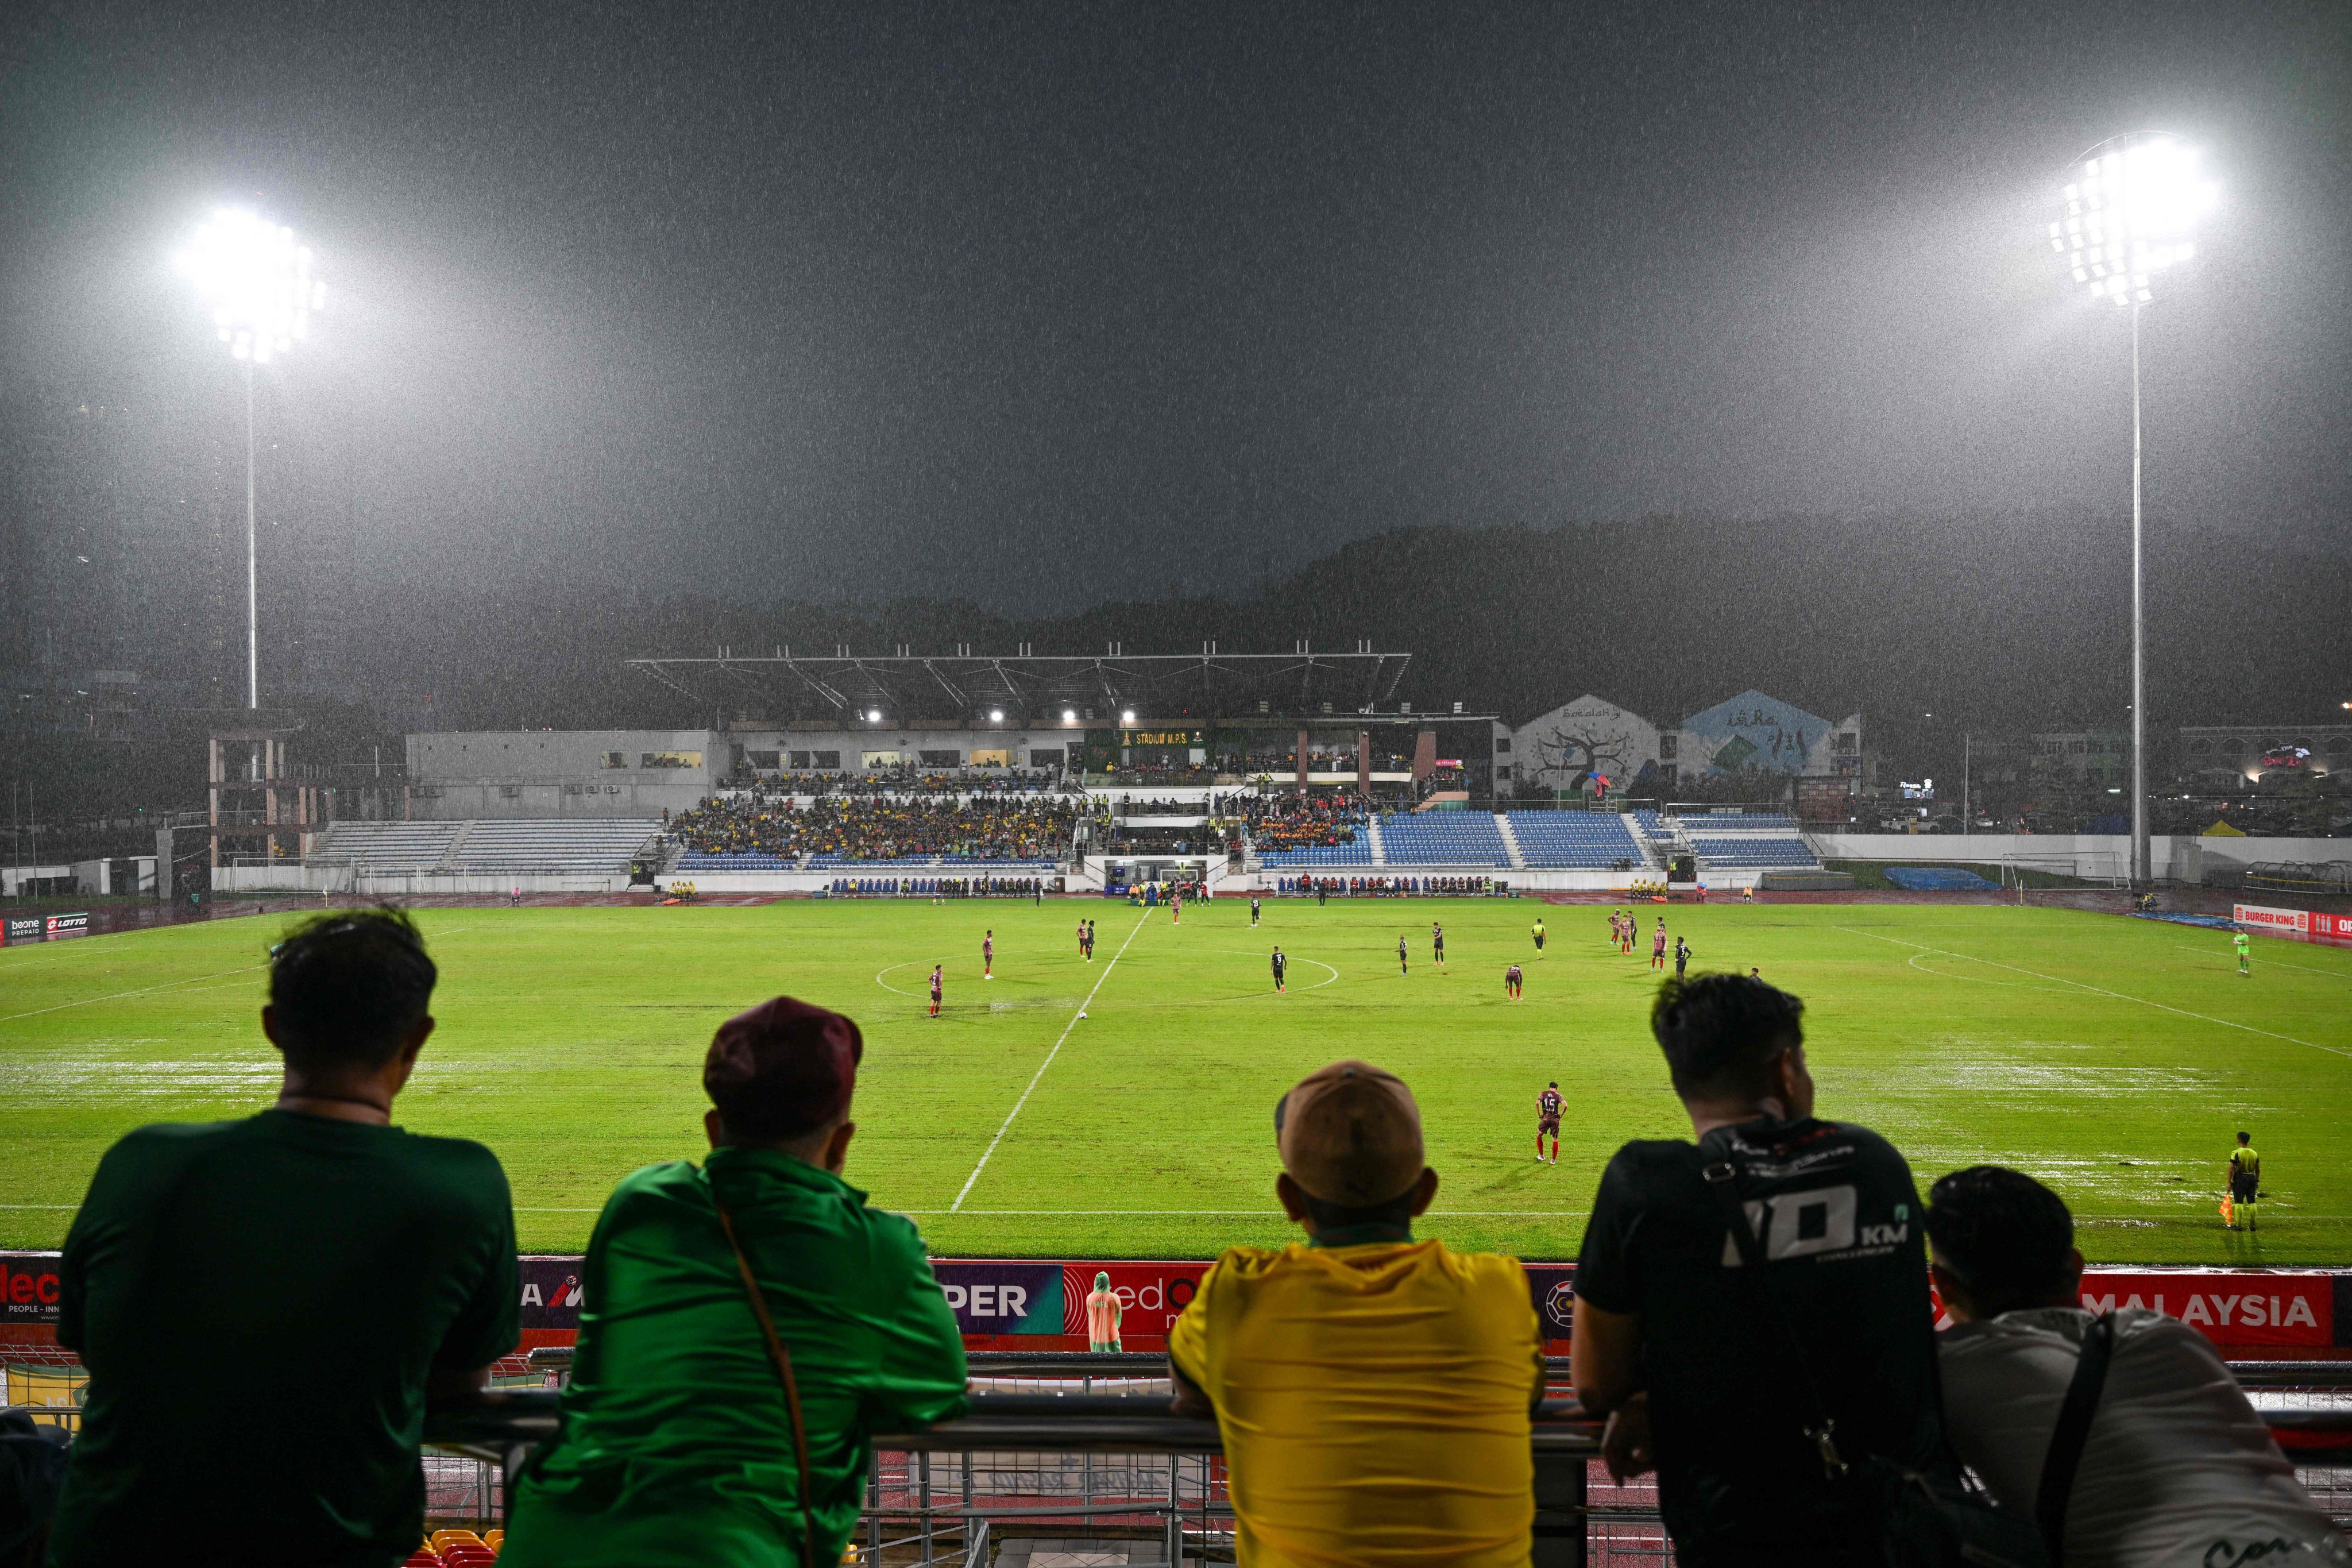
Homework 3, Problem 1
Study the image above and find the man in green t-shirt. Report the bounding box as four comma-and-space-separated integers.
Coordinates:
503, 996, 967, 1568
51, 909, 518, 1568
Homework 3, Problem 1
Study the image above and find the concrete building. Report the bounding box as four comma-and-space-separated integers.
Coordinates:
2177, 723, 2349, 785
2029, 731, 2131, 788
1509, 695, 1665, 796
1673, 689, 1861, 786
406, 729, 723, 820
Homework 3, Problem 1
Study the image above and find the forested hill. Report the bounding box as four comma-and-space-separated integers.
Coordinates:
358, 511, 2349, 763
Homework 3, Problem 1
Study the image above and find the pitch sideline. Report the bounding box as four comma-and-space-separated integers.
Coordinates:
1840, 925, 2352, 1062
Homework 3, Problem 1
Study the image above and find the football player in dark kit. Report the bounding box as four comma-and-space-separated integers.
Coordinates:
1270, 946, 1288, 993
1535, 1081, 1561, 1163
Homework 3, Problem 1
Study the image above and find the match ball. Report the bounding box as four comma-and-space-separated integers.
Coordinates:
1077, 1010, 1087, 1019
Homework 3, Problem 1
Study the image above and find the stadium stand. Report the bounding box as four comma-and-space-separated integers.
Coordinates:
674, 851, 790, 871
1629, 809, 1674, 841
1688, 835, 1822, 868
308, 820, 464, 870
1504, 810, 1643, 868
1257, 840, 1374, 867
1376, 812, 1511, 867
1883, 866, 2000, 892
310, 818, 661, 875
1675, 812, 1800, 831
673, 790, 1079, 864
447, 818, 663, 872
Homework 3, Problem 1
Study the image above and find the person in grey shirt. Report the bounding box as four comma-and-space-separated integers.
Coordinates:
1926, 1166, 2346, 1568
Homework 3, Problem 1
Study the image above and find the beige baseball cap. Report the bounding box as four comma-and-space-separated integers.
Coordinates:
1274, 1059, 1426, 1207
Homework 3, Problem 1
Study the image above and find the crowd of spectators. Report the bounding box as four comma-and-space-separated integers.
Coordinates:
1093, 763, 1221, 786
1234, 791, 1366, 851
671, 789, 1080, 862
727, 768, 1076, 798
25, 914, 2349, 1568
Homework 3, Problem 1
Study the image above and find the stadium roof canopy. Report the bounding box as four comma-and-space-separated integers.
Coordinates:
627, 645, 1485, 727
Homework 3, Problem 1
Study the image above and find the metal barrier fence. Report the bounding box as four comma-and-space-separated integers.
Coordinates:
407, 1352, 2352, 1566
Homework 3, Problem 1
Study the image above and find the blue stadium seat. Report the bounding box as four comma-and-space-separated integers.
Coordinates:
1259, 842, 1373, 866
676, 852, 788, 871
1688, 836, 1821, 868
1377, 813, 1511, 867
1504, 812, 1643, 868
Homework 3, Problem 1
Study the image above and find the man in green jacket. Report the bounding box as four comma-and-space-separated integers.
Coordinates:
503, 996, 967, 1567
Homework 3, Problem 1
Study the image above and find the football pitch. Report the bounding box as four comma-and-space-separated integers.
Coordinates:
5, 897, 2349, 1265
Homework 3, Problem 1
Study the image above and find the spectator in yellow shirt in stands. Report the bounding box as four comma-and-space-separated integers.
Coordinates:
1168, 1059, 1544, 1567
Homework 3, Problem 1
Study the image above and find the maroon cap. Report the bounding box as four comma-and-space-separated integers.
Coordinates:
702, 996, 863, 1140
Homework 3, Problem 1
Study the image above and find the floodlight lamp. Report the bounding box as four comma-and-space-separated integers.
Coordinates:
867, 708, 883, 723
176, 207, 323, 361
1062, 709, 1077, 723
1121, 709, 1136, 724
2051, 135, 2216, 307
988, 709, 1004, 723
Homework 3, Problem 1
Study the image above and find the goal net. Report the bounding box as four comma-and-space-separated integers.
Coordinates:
1999, 852, 2132, 899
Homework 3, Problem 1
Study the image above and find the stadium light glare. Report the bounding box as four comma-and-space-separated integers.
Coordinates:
867, 708, 883, 724
1121, 709, 1136, 724
988, 709, 1004, 723
2046, 133, 2218, 889
1062, 709, 1077, 724
174, 205, 326, 717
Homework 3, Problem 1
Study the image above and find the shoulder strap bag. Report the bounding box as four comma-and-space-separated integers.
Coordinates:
1698, 1129, 2050, 1568
2033, 1310, 2115, 1567
712, 1189, 820, 1568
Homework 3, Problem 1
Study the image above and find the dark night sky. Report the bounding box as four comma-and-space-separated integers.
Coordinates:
3, 1, 2346, 613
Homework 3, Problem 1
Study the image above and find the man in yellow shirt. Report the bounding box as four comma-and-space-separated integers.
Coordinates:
1168, 1060, 1543, 1567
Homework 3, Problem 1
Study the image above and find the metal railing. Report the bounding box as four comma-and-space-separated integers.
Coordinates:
424, 1387, 1609, 1565
420, 1353, 2352, 1566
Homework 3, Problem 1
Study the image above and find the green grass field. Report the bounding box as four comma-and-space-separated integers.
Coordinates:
5, 897, 2349, 1264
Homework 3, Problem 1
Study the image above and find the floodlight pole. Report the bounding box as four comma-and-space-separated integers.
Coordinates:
2130, 301, 2148, 887
245, 359, 258, 712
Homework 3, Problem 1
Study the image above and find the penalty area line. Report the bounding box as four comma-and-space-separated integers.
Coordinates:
0, 964, 267, 1026
949, 908, 1152, 1214
1839, 925, 2352, 1061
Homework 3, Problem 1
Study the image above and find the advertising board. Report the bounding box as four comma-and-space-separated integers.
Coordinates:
2235, 903, 2309, 934
4, 917, 43, 946
3, 1252, 2345, 1357
44, 912, 90, 939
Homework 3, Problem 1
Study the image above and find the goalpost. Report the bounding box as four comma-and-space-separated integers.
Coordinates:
2000, 849, 2132, 903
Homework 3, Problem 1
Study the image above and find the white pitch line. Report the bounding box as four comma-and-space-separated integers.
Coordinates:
0, 964, 265, 1026
1840, 926, 2352, 1061
950, 909, 1150, 1213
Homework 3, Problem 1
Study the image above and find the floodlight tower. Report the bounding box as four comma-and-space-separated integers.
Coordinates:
174, 208, 325, 710
2047, 134, 2216, 886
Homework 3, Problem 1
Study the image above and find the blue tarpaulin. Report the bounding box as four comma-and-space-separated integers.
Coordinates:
1883, 866, 2000, 892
